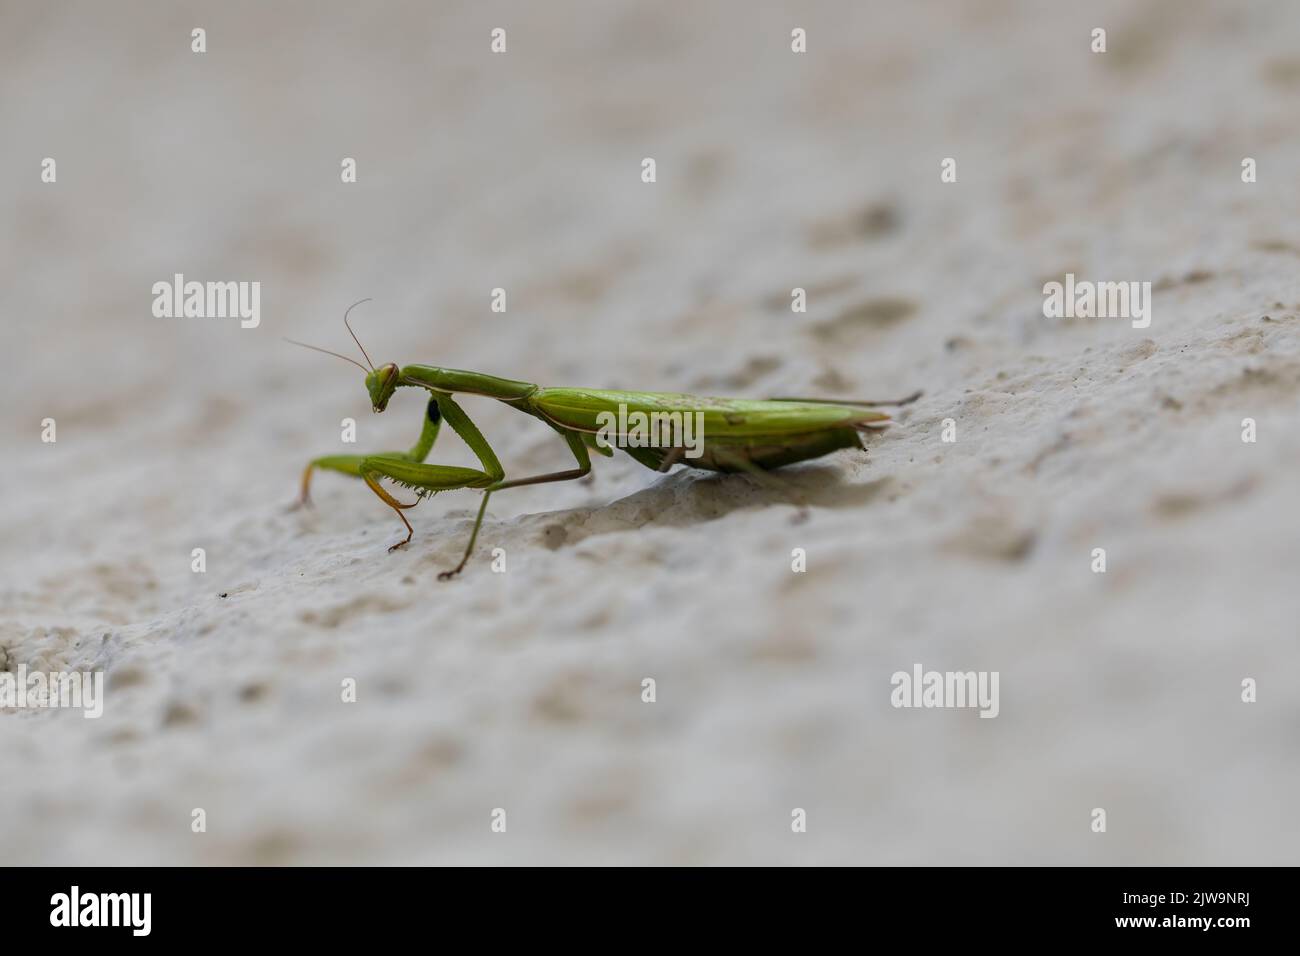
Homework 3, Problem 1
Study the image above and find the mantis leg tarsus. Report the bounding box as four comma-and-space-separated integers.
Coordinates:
387, 516, 414, 552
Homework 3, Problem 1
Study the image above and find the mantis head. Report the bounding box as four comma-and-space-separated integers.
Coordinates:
367, 363, 400, 412
285, 299, 400, 410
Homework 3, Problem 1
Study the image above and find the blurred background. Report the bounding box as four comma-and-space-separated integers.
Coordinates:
2, 0, 1298, 864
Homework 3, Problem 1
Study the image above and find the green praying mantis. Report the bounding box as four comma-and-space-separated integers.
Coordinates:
289, 301, 920, 579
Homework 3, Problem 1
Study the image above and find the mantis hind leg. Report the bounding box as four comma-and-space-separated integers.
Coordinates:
438, 429, 592, 581
765, 390, 922, 407
711, 447, 812, 523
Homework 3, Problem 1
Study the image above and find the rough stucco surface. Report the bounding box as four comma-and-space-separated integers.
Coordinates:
2, 1, 1297, 864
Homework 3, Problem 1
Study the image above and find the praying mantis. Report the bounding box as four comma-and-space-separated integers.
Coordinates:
289, 301, 919, 579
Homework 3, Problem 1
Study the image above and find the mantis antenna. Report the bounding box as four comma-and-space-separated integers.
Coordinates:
342, 298, 375, 371
283, 338, 371, 372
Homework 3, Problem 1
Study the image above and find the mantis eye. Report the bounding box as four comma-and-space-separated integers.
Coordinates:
369, 363, 401, 412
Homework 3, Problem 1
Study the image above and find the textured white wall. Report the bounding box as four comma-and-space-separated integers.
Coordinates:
1, 0, 1297, 864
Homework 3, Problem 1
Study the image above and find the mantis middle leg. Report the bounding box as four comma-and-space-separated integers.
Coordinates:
437, 427, 593, 581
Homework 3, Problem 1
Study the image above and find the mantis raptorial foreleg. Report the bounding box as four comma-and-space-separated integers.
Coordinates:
295, 397, 444, 507
294, 387, 591, 575
359, 458, 496, 551
356, 393, 504, 552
